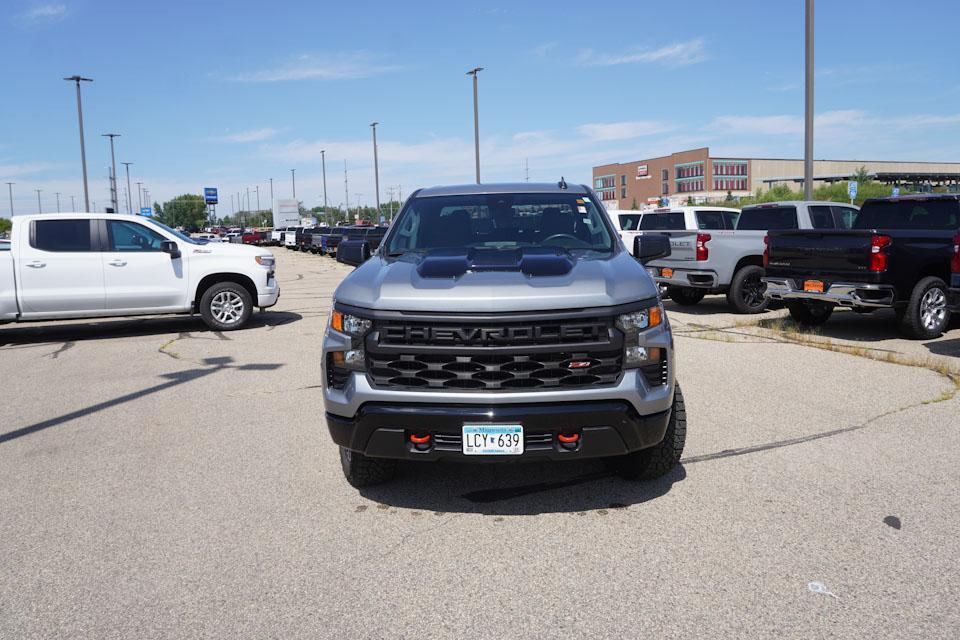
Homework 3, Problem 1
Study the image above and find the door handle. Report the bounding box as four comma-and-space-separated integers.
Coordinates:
27, 261, 46, 268
108, 259, 127, 267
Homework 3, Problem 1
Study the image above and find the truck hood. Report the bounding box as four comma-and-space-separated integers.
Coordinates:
334, 250, 658, 312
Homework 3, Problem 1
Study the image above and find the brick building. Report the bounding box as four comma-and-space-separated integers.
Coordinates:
593, 147, 960, 209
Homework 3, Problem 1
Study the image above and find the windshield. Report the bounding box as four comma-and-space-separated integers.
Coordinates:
384, 193, 616, 255
618, 214, 642, 230
854, 199, 959, 230
736, 206, 799, 230
143, 218, 202, 244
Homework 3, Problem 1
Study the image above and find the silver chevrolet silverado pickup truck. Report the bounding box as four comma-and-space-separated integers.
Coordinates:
321, 182, 686, 488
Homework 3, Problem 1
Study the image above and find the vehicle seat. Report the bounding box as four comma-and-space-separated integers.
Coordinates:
419, 209, 473, 248
539, 207, 576, 239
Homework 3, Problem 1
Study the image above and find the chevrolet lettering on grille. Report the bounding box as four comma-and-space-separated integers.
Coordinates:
381, 322, 605, 346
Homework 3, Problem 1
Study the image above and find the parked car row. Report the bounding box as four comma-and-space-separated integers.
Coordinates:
272, 224, 391, 261
763, 194, 960, 339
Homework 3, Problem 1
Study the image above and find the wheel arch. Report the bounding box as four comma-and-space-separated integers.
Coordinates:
193, 273, 257, 312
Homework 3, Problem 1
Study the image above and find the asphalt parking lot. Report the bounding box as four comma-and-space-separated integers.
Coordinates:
2, 248, 959, 639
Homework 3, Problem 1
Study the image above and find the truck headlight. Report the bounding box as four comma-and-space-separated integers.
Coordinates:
616, 305, 663, 367
255, 255, 275, 267
329, 310, 372, 371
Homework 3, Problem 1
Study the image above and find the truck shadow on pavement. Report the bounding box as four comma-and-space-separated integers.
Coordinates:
0, 356, 283, 445
925, 338, 960, 358
0, 311, 302, 346
358, 462, 686, 516
756, 309, 960, 344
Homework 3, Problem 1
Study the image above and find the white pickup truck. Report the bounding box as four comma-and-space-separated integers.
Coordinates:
0, 213, 280, 331
644, 201, 859, 313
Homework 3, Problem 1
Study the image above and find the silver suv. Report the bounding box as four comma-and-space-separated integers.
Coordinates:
321, 182, 685, 487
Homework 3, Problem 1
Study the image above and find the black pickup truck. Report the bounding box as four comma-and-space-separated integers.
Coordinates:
299, 226, 331, 252
763, 194, 960, 339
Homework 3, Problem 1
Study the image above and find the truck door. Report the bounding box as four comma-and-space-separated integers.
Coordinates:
102, 219, 187, 311
17, 218, 105, 315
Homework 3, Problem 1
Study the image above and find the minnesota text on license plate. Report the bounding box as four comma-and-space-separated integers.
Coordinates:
462, 424, 523, 455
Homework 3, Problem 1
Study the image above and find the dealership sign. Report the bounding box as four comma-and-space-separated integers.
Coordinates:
636, 165, 650, 179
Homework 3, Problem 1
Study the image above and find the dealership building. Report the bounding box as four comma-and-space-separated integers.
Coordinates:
592, 147, 960, 209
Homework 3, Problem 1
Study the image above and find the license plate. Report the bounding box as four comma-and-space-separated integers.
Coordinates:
462, 424, 523, 455
804, 280, 825, 293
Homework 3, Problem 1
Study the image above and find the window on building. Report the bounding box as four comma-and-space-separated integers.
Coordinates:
662, 182, 669, 195
621, 187, 627, 199
661, 168, 668, 180
620, 175, 626, 186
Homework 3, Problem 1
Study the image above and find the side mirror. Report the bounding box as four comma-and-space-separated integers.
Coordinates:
337, 239, 371, 267
161, 240, 181, 260
633, 235, 671, 264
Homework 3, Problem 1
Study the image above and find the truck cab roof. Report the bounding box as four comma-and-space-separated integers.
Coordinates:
415, 182, 592, 198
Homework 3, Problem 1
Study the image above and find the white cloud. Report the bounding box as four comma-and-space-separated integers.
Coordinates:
229, 51, 401, 82
0, 161, 62, 177
16, 3, 67, 24
530, 42, 557, 58
210, 128, 281, 143
577, 38, 706, 67
709, 114, 804, 136
578, 121, 675, 141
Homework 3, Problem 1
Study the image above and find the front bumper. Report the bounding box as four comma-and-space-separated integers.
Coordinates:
763, 278, 896, 308
257, 277, 280, 308
326, 400, 672, 461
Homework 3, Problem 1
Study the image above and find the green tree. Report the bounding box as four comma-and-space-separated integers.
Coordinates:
0, 217, 11, 235
158, 194, 207, 229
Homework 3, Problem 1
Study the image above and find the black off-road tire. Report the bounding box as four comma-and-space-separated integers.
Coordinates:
899, 276, 951, 340
786, 300, 835, 327
606, 384, 686, 480
726, 265, 769, 314
667, 286, 706, 306
199, 281, 253, 331
340, 447, 397, 488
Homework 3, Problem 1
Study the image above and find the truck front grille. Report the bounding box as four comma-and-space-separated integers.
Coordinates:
368, 349, 623, 391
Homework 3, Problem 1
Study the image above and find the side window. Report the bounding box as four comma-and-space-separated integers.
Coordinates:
107, 220, 167, 252
695, 211, 725, 230
32, 219, 93, 252
808, 205, 835, 230
722, 211, 740, 229
833, 206, 859, 229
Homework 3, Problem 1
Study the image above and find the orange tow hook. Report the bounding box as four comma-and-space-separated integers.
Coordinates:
409, 433, 432, 451
557, 432, 580, 449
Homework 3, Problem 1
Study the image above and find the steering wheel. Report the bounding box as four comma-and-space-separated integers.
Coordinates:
541, 233, 578, 244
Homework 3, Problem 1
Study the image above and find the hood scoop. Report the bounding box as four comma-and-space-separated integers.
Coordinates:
416, 247, 575, 279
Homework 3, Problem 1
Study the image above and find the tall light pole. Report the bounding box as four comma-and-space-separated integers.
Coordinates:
64, 76, 93, 212
804, 0, 814, 200
121, 162, 133, 214
5, 183, 13, 216
35, 189, 42, 213
344, 160, 349, 218
254, 185, 260, 212
102, 133, 120, 212
370, 123, 381, 215
55, 192, 61, 213
466, 67, 483, 184
269, 177, 274, 207
70, 195, 76, 211
291, 168, 296, 200
320, 150, 327, 213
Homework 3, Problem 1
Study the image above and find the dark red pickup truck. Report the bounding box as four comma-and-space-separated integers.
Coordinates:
763, 194, 960, 339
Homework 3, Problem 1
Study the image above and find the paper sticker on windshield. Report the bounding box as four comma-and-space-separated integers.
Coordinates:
582, 197, 592, 203
576, 198, 585, 204
577, 205, 588, 214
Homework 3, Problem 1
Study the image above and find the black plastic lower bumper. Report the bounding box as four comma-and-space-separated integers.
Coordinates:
326, 400, 672, 461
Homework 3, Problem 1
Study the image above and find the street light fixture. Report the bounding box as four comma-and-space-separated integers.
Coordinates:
121, 162, 133, 214
466, 67, 484, 184
370, 123, 381, 215
291, 168, 296, 200
101, 133, 120, 212
63, 76, 93, 212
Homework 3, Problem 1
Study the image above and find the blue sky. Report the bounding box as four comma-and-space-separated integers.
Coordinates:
2, 0, 959, 216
